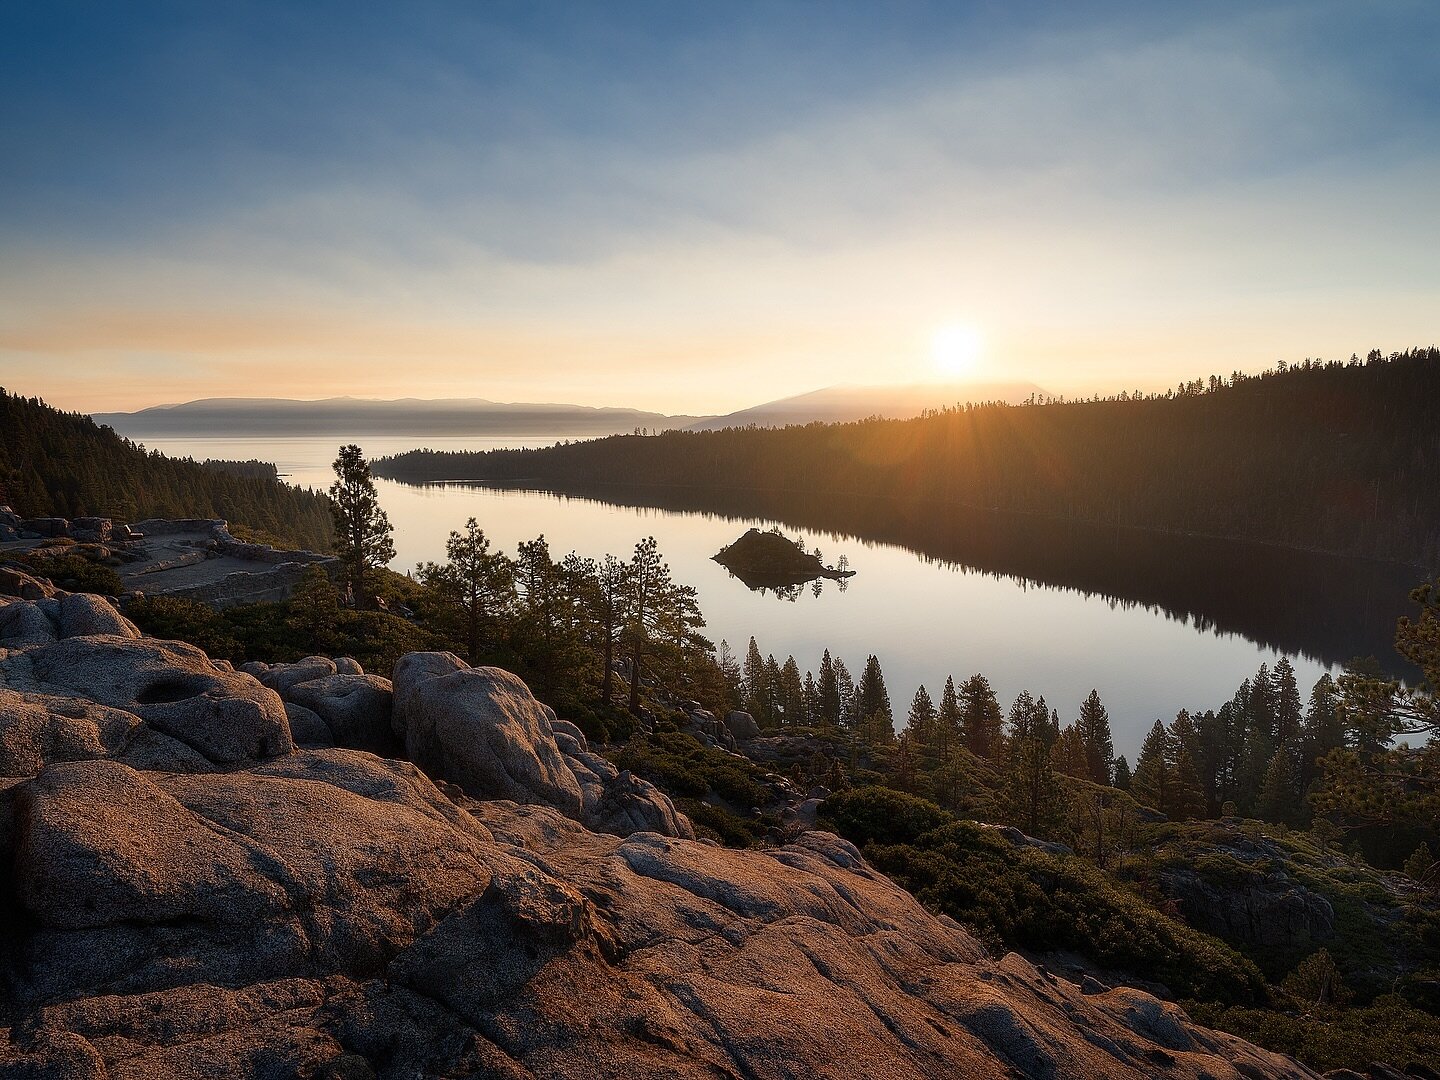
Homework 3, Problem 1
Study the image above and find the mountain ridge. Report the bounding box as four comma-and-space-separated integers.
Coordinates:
95, 396, 709, 437
686, 380, 1048, 431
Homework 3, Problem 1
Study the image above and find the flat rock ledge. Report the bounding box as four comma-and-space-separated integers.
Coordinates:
0, 596, 1324, 1079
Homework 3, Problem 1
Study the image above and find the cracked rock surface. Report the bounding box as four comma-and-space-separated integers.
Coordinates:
0, 598, 1319, 1078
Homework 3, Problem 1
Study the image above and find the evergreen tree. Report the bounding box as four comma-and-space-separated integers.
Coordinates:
742, 637, 769, 723
285, 564, 340, 652
835, 658, 857, 731
764, 655, 783, 724
1273, 657, 1303, 745
1282, 950, 1352, 1008
780, 657, 805, 727
936, 675, 962, 763
1169, 746, 1206, 820
857, 655, 893, 740
1112, 754, 1132, 790
817, 649, 842, 727
1049, 723, 1091, 781
905, 684, 937, 747
329, 444, 394, 604
591, 554, 628, 707
1076, 689, 1115, 784
1299, 673, 1345, 787
716, 640, 743, 709
1254, 746, 1301, 825
1004, 729, 1064, 838
416, 518, 515, 664
802, 670, 820, 727
958, 673, 1004, 760
1130, 720, 1171, 814
1006, 690, 1041, 741
622, 537, 706, 714
1404, 842, 1436, 891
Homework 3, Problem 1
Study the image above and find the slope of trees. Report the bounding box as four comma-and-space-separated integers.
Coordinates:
0, 389, 333, 551
374, 348, 1440, 569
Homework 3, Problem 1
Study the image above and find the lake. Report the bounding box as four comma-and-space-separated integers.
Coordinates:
138, 434, 1420, 759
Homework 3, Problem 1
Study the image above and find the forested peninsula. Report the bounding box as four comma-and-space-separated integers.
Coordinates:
0, 390, 333, 551
374, 349, 1440, 570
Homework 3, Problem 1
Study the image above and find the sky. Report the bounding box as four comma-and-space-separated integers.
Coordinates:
1, 0, 1437, 414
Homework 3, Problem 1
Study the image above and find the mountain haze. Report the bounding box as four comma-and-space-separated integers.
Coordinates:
687, 381, 1047, 431
96, 396, 705, 438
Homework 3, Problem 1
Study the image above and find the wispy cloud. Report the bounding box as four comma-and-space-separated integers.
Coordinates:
1, 1, 1436, 411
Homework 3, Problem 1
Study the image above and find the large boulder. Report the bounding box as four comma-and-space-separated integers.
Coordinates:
57, 593, 139, 639
565, 746, 695, 840
0, 599, 59, 648
392, 652, 583, 818
255, 655, 337, 696
11, 752, 496, 1006
282, 673, 396, 755
0, 565, 59, 601
4, 635, 293, 766
724, 710, 760, 742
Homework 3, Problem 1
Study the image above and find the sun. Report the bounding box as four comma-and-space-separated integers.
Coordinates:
931, 324, 984, 379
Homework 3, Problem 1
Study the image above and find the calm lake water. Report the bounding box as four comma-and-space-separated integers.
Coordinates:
139, 434, 1419, 759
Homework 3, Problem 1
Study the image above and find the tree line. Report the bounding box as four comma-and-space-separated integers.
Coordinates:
373, 348, 1440, 569
0, 389, 333, 551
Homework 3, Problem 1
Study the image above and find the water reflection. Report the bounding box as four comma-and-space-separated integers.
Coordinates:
436, 478, 1419, 677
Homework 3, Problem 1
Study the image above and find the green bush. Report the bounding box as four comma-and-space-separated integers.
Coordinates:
8, 552, 124, 596
820, 786, 951, 847
1187, 995, 1440, 1074
611, 730, 772, 810
126, 595, 240, 656
819, 792, 1267, 1005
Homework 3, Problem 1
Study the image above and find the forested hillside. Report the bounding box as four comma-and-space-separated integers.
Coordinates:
375, 348, 1440, 569
0, 390, 333, 551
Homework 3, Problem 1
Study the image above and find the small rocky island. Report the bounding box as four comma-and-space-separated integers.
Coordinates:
713, 527, 854, 591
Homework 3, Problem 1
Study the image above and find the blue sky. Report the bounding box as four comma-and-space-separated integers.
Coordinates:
1, 1, 1437, 411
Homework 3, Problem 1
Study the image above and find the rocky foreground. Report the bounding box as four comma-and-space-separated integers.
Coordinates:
0, 588, 1327, 1078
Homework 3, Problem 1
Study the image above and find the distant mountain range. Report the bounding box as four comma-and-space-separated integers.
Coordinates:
95, 381, 1048, 439
95, 397, 705, 437
685, 381, 1048, 431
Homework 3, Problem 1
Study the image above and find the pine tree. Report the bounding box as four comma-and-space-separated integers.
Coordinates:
936, 675, 962, 763
905, 685, 937, 747
416, 517, 515, 665
835, 658, 856, 730
1254, 746, 1301, 824
802, 671, 820, 727
1112, 755, 1132, 790
817, 649, 841, 727
716, 640, 743, 709
1299, 674, 1344, 787
286, 564, 340, 652
742, 637, 768, 722
1005, 731, 1063, 838
1170, 746, 1206, 820
1130, 720, 1171, 814
780, 657, 805, 727
1076, 689, 1115, 785
764, 655, 783, 724
1404, 842, 1435, 890
621, 537, 705, 714
329, 444, 394, 604
1274, 657, 1303, 745
857, 656, 892, 742
958, 673, 1004, 760
1049, 723, 1091, 781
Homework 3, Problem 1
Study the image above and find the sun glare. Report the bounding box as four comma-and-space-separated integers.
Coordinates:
931, 324, 984, 379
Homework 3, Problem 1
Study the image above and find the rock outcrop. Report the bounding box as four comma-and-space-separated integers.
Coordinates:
0, 597, 1324, 1078
0, 514, 339, 608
